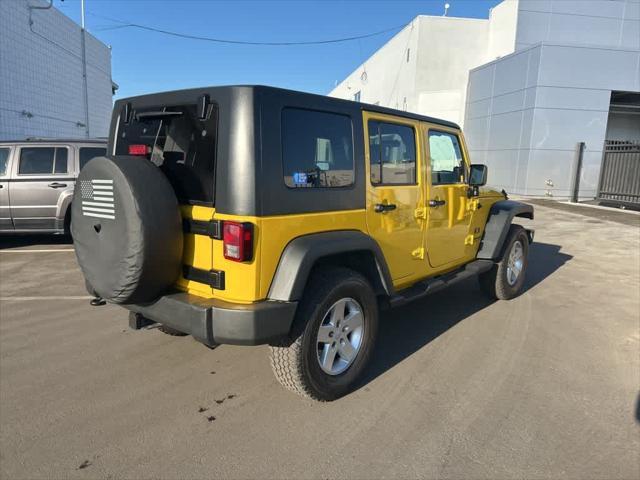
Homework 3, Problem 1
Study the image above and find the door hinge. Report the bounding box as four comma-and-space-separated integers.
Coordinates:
183, 265, 225, 290
183, 218, 223, 240
411, 247, 425, 259
414, 207, 428, 219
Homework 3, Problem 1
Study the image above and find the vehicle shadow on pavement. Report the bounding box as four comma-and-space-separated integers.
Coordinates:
0, 234, 73, 249
357, 242, 573, 390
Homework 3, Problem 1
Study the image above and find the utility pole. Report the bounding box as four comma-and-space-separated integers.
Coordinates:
80, 0, 90, 138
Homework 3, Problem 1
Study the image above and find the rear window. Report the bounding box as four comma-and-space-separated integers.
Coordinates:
115, 104, 217, 204
79, 147, 106, 170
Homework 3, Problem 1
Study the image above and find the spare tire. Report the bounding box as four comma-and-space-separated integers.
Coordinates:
71, 156, 183, 304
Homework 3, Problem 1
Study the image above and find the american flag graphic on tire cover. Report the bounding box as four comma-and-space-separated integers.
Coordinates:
80, 179, 115, 220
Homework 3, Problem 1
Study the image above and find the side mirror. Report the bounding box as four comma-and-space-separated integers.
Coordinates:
469, 164, 488, 186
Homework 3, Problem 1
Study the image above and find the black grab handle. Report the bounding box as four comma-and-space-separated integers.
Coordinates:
374, 203, 397, 213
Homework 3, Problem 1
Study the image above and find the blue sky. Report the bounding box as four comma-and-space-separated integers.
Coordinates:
56, 0, 501, 100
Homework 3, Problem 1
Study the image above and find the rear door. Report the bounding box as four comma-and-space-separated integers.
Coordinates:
10, 145, 73, 231
364, 112, 427, 286
112, 103, 218, 296
0, 147, 13, 231
424, 128, 472, 268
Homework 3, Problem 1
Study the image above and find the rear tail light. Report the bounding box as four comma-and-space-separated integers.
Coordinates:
223, 221, 253, 262
128, 144, 149, 156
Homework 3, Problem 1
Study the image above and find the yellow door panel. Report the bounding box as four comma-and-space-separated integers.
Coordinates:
363, 112, 427, 286
427, 184, 471, 267
424, 127, 473, 268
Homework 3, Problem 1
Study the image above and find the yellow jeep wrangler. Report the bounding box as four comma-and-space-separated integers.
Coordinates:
72, 86, 533, 401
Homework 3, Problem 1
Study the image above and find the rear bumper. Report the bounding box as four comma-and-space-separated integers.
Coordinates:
124, 291, 297, 346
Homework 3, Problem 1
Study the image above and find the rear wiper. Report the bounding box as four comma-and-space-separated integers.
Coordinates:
136, 111, 184, 121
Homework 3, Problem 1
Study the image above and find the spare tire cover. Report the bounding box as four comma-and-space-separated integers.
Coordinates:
72, 156, 183, 304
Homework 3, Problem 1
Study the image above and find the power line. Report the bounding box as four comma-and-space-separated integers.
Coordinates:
88, 12, 407, 46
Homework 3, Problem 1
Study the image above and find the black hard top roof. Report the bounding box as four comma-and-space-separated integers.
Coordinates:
120, 85, 461, 130
0, 138, 107, 145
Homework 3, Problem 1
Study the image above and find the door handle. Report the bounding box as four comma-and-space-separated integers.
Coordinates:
48, 182, 67, 188
428, 199, 446, 208
374, 203, 397, 213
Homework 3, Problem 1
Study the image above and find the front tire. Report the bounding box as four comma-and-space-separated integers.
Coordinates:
269, 267, 379, 401
479, 224, 529, 300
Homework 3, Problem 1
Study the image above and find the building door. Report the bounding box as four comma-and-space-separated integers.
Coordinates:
0, 147, 12, 231
10, 146, 73, 230
364, 112, 426, 285
425, 129, 472, 268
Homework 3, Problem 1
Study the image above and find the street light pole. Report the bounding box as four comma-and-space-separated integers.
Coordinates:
80, 0, 90, 138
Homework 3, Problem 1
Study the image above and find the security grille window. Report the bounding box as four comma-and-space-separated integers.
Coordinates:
428, 131, 465, 185
114, 104, 217, 205
18, 147, 68, 175
79, 147, 107, 170
0, 148, 9, 176
282, 108, 354, 188
368, 120, 416, 185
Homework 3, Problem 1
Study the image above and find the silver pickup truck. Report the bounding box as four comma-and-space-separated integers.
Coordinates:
0, 139, 106, 234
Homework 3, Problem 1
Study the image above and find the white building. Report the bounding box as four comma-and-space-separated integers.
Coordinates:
0, 0, 114, 140
330, 0, 640, 199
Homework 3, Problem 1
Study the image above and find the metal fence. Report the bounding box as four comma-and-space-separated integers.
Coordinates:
597, 140, 640, 207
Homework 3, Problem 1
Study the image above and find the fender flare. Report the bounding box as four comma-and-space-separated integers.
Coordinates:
267, 230, 394, 302
476, 200, 534, 260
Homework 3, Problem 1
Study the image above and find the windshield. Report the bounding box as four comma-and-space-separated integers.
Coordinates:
115, 104, 217, 205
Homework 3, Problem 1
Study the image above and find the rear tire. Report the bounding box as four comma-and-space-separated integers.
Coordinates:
479, 224, 529, 300
269, 267, 379, 401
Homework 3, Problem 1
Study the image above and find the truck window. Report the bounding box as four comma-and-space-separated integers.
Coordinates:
79, 147, 107, 170
428, 131, 465, 185
282, 108, 354, 188
0, 148, 9, 176
368, 120, 416, 185
115, 104, 217, 205
18, 147, 68, 175
54, 148, 68, 174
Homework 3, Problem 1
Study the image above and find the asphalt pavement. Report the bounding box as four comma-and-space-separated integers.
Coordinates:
0, 203, 638, 479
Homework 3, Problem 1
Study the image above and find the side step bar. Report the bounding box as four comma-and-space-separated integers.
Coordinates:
389, 259, 494, 308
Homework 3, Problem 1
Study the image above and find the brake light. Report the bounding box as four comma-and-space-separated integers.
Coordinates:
223, 221, 253, 262
128, 144, 149, 156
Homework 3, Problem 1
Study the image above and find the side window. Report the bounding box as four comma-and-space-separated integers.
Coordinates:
282, 108, 354, 188
79, 147, 106, 170
368, 120, 416, 185
18, 147, 68, 175
0, 148, 9, 176
19, 147, 55, 175
54, 148, 68, 174
428, 131, 466, 185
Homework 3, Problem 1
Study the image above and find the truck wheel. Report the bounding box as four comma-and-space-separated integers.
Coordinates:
479, 224, 529, 300
269, 267, 379, 401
